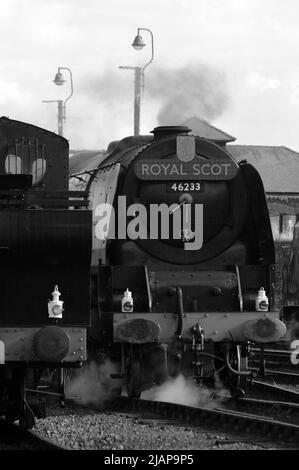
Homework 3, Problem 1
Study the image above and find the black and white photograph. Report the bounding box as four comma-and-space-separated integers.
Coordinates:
0, 0, 299, 457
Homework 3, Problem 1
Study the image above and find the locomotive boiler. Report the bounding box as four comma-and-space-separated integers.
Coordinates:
0, 117, 92, 428
70, 125, 286, 397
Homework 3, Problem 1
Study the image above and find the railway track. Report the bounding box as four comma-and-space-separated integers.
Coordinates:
0, 418, 67, 450
246, 379, 299, 402
229, 396, 299, 422
111, 396, 299, 446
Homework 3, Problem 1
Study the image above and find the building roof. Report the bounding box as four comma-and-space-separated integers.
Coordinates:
69, 150, 105, 175
68, 129, 299, 195
228, 145, 299, 193
182, 117, 236, 143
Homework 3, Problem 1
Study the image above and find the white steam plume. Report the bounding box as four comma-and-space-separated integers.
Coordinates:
65, 360, 122, 406
142, 374, 230, 408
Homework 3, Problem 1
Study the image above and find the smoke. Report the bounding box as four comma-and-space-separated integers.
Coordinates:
78, 71, 131, 106
65, 360, 122, 406
147, 64, 229, 125
75, 63, 229, 146
142, 374, 230, 408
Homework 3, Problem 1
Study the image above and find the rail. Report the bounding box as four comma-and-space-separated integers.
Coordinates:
111, 396, 299, 444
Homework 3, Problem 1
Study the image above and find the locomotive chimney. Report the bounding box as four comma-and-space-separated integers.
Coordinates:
151, 126, 191, 140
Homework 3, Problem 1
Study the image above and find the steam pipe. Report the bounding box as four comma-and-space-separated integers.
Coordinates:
176, 287, 184, 337
225, 348, 252, 376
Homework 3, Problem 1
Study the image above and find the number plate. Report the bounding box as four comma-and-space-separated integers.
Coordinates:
166, 181, 204, 193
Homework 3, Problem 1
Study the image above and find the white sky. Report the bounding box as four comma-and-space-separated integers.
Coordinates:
2, 0, 299, 150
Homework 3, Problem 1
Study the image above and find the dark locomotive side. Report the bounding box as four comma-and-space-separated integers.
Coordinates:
0, 117, 92, 428
70, 125, 286, 398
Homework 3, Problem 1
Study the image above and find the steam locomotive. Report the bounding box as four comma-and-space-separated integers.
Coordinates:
0, 117, 92, 428
70, 125, 286, 398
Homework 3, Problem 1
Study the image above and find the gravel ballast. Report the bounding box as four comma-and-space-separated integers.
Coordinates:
34, 402, 284, 450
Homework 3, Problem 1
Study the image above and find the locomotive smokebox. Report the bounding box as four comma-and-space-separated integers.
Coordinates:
151, 125, 191, 140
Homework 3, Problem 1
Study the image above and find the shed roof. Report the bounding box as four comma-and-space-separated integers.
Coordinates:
227, 145, 299, 193
69, 150, 105, 175
182, 117, 236, 143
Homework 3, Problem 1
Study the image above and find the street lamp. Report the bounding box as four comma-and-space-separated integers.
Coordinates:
132, 28, 154, 70
42, 67, 73, 136
119, 27, 154, 136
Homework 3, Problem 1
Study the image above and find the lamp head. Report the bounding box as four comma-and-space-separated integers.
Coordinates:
53, 72, 65, 86
132, 34, 146, 50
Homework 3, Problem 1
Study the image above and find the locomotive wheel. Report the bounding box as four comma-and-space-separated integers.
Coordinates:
110, 366, 123, 400
126, 345, 142, 398
105, 358, 123, 401
126, 360, 142, 398
19, 407, 35, 431
5, 410, 16, 424
226, 344, 248, 397
110, 384, 122, 399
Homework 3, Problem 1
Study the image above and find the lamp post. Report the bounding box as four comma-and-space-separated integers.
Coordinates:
119, 28, 154, 136
42, 67, 73, 136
